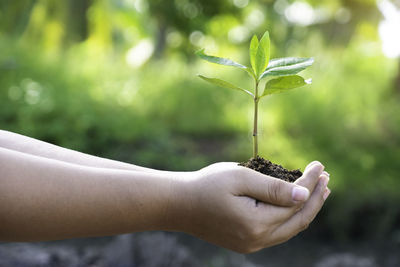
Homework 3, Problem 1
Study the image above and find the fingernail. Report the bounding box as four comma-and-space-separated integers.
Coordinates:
292, 186, 310, 202
313, 161, 324, 168
323, 188, 331, 201
321, 173, 330, 183
322, 171, 330, 177
319, 176, 329, 188
306, 161, 320, 171
309, 161, 320, 166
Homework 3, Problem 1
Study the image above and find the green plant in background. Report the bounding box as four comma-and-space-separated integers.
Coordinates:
197, 30, 314, 158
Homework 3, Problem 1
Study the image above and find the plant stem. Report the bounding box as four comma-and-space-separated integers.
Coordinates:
252, 80, 259, 158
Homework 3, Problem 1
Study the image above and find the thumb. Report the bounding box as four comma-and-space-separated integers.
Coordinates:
238, 170, 310, 207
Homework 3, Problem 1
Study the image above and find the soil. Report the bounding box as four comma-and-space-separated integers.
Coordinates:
239, 156, 302, 182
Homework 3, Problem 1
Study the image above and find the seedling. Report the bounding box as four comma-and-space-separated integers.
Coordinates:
196, 30, 314, 180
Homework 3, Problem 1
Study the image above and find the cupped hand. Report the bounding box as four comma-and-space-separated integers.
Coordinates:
172, 161, 330, 254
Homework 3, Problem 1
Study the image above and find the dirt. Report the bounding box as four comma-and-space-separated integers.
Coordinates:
239, 156, 302, 182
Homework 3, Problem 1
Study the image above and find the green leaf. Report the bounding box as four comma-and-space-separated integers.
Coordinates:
262, 75, 312, 96
249, 35, 259, 73
260, 57, 314, 79
198, 75, 254, 97
244, 66, 257, 79
196, 49, 255, 79
196, 49, 246, 69
266, 57, 313, 69
254, 31, 270, 78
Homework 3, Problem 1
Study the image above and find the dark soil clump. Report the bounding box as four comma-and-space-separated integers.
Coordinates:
239, 156, 302, 182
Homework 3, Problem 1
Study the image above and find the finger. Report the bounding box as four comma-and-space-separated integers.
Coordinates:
237, 169, 310, 207
248, 165, 325, 227
255, 203, 303, 225
304, 161, 321, 172
263, 171, 329, 225
242, 162, 324, 225
270, 175, 329, 243
323, 187, 331, 201
295, 162, 324, 194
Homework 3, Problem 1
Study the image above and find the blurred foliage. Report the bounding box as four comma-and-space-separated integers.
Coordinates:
1, 0, 400, 242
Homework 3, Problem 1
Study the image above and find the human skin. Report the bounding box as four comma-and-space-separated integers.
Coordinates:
0, 130, 156, 172
0, 130, 330, 253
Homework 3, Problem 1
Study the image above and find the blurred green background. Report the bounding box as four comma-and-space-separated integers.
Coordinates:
1, 0, 400, 265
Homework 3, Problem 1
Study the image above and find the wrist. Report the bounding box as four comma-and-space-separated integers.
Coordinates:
161, 170, 198, 232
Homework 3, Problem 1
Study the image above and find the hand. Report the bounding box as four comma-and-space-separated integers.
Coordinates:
170, 161, 330, 253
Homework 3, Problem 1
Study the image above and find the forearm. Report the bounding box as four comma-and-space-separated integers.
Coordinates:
0, 130, 156, 173
0, 147, 189, 242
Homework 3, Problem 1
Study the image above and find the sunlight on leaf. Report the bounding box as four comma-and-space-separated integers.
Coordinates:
260, 57, 314, 79
255, 31, 270, 77
196, 49, 246, 69
262, 75, 311, 96
249, 35, 259, 73
198, 75, 254, 97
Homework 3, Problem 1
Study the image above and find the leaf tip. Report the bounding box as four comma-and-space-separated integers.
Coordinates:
195, 48, 205, 56
261, 30, 270, 41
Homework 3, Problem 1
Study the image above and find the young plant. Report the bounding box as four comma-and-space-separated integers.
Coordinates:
196, 30, 313, 159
